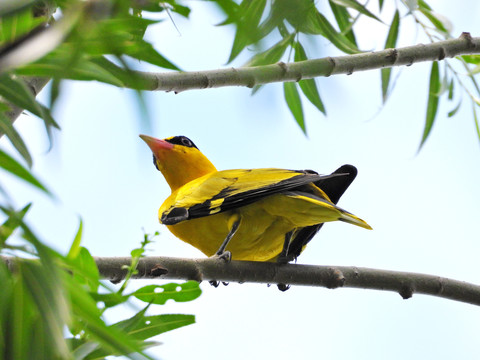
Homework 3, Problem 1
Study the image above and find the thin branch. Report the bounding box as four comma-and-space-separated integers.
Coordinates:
94, 256, 480, 307
126, 32, 480, 93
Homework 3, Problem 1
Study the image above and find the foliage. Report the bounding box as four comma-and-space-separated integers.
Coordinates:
0, 0, 480, 358
0, 212, 200, 359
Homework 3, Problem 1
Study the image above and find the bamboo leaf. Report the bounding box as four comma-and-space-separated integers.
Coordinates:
284, 82, 306, 133
419, 61, 440, 150
0, 203, 31, 245
381, 10, 400, 103
0, 111, 32, 167
330, 0, 381, 22
447, 100, 461, 118
329, 0, 357, 46
227, 0, 267, 63
246, 34, 293, 67
473, 102, 480, 142
0, 148, 50, 194
294, 42, 326, 114
311, 11, 360, 54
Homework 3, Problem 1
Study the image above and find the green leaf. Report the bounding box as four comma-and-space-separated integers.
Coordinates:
18, 56, 126, 86
329, 0, 357, 46
70, 247, 100, 293
447, 100, 461, 118
474, 103, 480, 142
447, 78, 454, 100
0, 0, 37, 17
418, 5, 450, 34
0, 148, 50, 194
227, 0, 267, 63
0, 203, 31, 245
419, 61, 440, 151
0, 111, 32, 167
310, 11, 360, 54
67, 219, 83, 260
117, 313, 195, 340
65, 276, 150, 358
330, 0, 381, 22
133, 281, 202, 305
123, 40, 180, 70
461, 55, 480, 65
20, 260, 71, 358
0, 74, 58, 131
284, 82, 305, 133
378, 0, 385, 11
381, 10, 400, 103
246, 34, 294, 67
294, 42, 326, 114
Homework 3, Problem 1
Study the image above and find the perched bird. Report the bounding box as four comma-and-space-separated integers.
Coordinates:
140, 135, 372, 262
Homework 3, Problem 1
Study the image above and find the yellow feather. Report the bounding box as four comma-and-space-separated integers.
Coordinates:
141, 135, 372, 262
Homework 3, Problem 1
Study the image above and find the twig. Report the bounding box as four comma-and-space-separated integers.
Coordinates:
122, 33, 480, 93
94, 256, 480, 306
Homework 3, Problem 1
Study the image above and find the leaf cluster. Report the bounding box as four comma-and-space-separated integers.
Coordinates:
0, 211, 201, 359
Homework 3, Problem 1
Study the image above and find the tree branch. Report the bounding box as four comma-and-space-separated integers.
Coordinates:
94, 256, 480, 306
124, 33, 480, 93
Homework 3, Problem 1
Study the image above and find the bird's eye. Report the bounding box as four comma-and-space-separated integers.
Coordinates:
181, 137, 192, 147
166, 135, 198, 149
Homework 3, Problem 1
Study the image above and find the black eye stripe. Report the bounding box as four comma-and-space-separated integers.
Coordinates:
166, 136, 198, 149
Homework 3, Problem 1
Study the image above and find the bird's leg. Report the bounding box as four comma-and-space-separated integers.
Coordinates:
212, 214, 241, 262
277, 231, 294, 264
276, 231, 294, 291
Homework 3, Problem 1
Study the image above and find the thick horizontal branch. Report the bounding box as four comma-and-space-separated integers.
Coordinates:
129, 33, 480, 93
95, 256, 480, 306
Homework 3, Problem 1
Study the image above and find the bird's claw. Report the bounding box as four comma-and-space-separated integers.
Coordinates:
211, 250, 232, 263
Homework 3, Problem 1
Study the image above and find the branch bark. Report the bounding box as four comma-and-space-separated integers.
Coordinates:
94, 256, 480, 307
125, 33, 480, 93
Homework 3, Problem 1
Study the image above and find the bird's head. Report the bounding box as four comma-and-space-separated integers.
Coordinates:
140, 135, 217, 191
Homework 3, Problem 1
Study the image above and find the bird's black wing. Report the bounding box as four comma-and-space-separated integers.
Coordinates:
281, 165, 358, 262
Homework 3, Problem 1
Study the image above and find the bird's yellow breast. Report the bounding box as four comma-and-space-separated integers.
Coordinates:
162, 193, 346, 261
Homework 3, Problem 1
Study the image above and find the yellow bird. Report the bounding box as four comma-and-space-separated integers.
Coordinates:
140, 135, 371, 263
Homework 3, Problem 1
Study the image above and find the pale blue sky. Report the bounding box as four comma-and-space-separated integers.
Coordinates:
2, 1, 480, 359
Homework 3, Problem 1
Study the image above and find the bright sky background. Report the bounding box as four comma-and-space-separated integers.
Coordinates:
2, 1, 480, 359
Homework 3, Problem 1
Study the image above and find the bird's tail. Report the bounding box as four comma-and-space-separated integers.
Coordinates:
338, 211, 372, 230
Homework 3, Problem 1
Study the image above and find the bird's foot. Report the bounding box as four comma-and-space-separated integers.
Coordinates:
211, 250, 232, 263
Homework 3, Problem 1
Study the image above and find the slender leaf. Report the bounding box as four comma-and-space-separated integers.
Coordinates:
474, 103, 480, 142
133, 281, 202, 305
330, 0, 381, 22
0, 148, 50, 194
447, 78, 454, 100
227, 0, 267, 63
378, 0, 385, 11
0, 74, 58, 130
0, 111, 32, 167
418, 6, 449, 33
65, 276, 151, 359
447, 100, 461, 118
462, 55, 480, 65
67, 219, 83, 260
123, 40, 180, 70
419, 61, 440, 150
0, 203, 31, 245
118, 313, 195, 340
381, 10, 400, 103
329, 0, 357, 46
294, 42, 326, 114
310, 11, 360, 54
246, 34, 294, 67
284, 82, 305, 133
